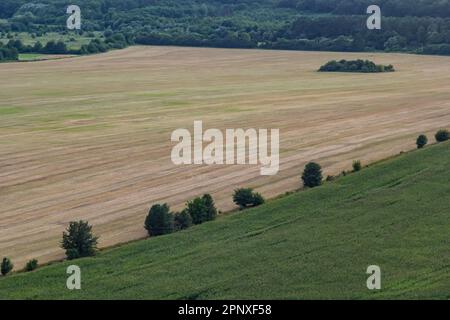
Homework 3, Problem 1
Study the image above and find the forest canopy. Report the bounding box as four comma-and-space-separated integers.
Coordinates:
2, 0, 450, 58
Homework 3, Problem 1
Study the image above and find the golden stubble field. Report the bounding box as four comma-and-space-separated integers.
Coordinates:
1, 46, 450, 267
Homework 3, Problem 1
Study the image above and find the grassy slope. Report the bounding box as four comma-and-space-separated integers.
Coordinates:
1, 142, 449, 300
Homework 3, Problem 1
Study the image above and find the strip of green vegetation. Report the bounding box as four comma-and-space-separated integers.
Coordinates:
1, 142, 449, 299
0, 106, 22, 115
18, 53, 46, 61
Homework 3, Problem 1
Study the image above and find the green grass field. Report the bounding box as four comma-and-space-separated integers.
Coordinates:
0, 141, 449, 300
18, 53, 60, 61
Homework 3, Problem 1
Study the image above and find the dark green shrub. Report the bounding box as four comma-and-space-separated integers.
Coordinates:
435, 129, 449, 142
352, 160, 362, 172
186, 194, 218, 225
25, 259, 38, 272
186, 197, 208, 224
251, 192, 265, 206
416, 134, 428, 149
1, 257, 13, 276
61, 220, 98, 260
174, 210, 193, 231
233, 188, 254, 209
233, 188, 265, 209
66, 248, 80, 260
144, 204, 174, 236
301, 162, 323, 188
202, 194, 217, 222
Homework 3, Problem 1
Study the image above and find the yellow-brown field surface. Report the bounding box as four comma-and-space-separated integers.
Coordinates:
1, 46, 450, 268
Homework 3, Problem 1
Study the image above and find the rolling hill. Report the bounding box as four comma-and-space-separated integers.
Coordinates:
2, 47, 450, 268
1, 140, 449, 299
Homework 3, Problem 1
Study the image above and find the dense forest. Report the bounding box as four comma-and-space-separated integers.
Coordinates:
1, 0, 450, 60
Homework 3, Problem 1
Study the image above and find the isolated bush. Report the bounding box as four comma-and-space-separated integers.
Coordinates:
42, 40, 68, 54
174, 210, 193, 231
144, 204, 174, 236
186, 194, 218, 225
61, 220, 98, 260
352, 160, 362, 172
301, 162, 323, 188
233, 188, 265, 209
233, 188, 254, 208
435, 129, 449, 142
416, 134, 428, 149
25, 259, 38, 272
1, 257, 13, 276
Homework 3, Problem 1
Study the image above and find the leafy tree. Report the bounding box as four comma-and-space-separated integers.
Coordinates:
24, 259, 38, 272
186, 197, 208, 225
32, 41, 43, 52
144, 204, 174, 236
61, 220, 98, 260
1, 257, 13, 276
302, 162, 323, 188
185, 194, 218, 225
435, 129, 449, 142
251, 192, 265, 206
174, 210, 192, 231
202, 194, 217, 222
233, 188, 265, 209
416, 134, 428, 149
352, 160, 362, 172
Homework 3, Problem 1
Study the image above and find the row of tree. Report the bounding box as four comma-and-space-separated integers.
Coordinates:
2, 128, 448, 276
416, 129, 450, 149
3, 33, 133, 56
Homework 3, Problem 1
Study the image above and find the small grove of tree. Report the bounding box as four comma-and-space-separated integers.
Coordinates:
24, 259, 38, 272
41, 40, 68, 54
186, 194, 218, 225
319, 60, 395, 73
435, 129, 449, 142
301, 162, 323, 188
232, 188, 265, 210
174, 210, 192, 231
352, 160, 362, 172
1, 257, 13, 276
416, 134, 428, 149
61, 220, 99, 260
144, 203, 174, 236
145, 195, 218, 236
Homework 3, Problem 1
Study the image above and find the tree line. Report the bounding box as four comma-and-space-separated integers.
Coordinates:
3, 0, 450, 56
1, 128, 448, 275
0, 42, 18, 61
1, 32, 133, 58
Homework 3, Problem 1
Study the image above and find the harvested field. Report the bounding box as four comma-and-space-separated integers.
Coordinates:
1, 46, 450, 267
